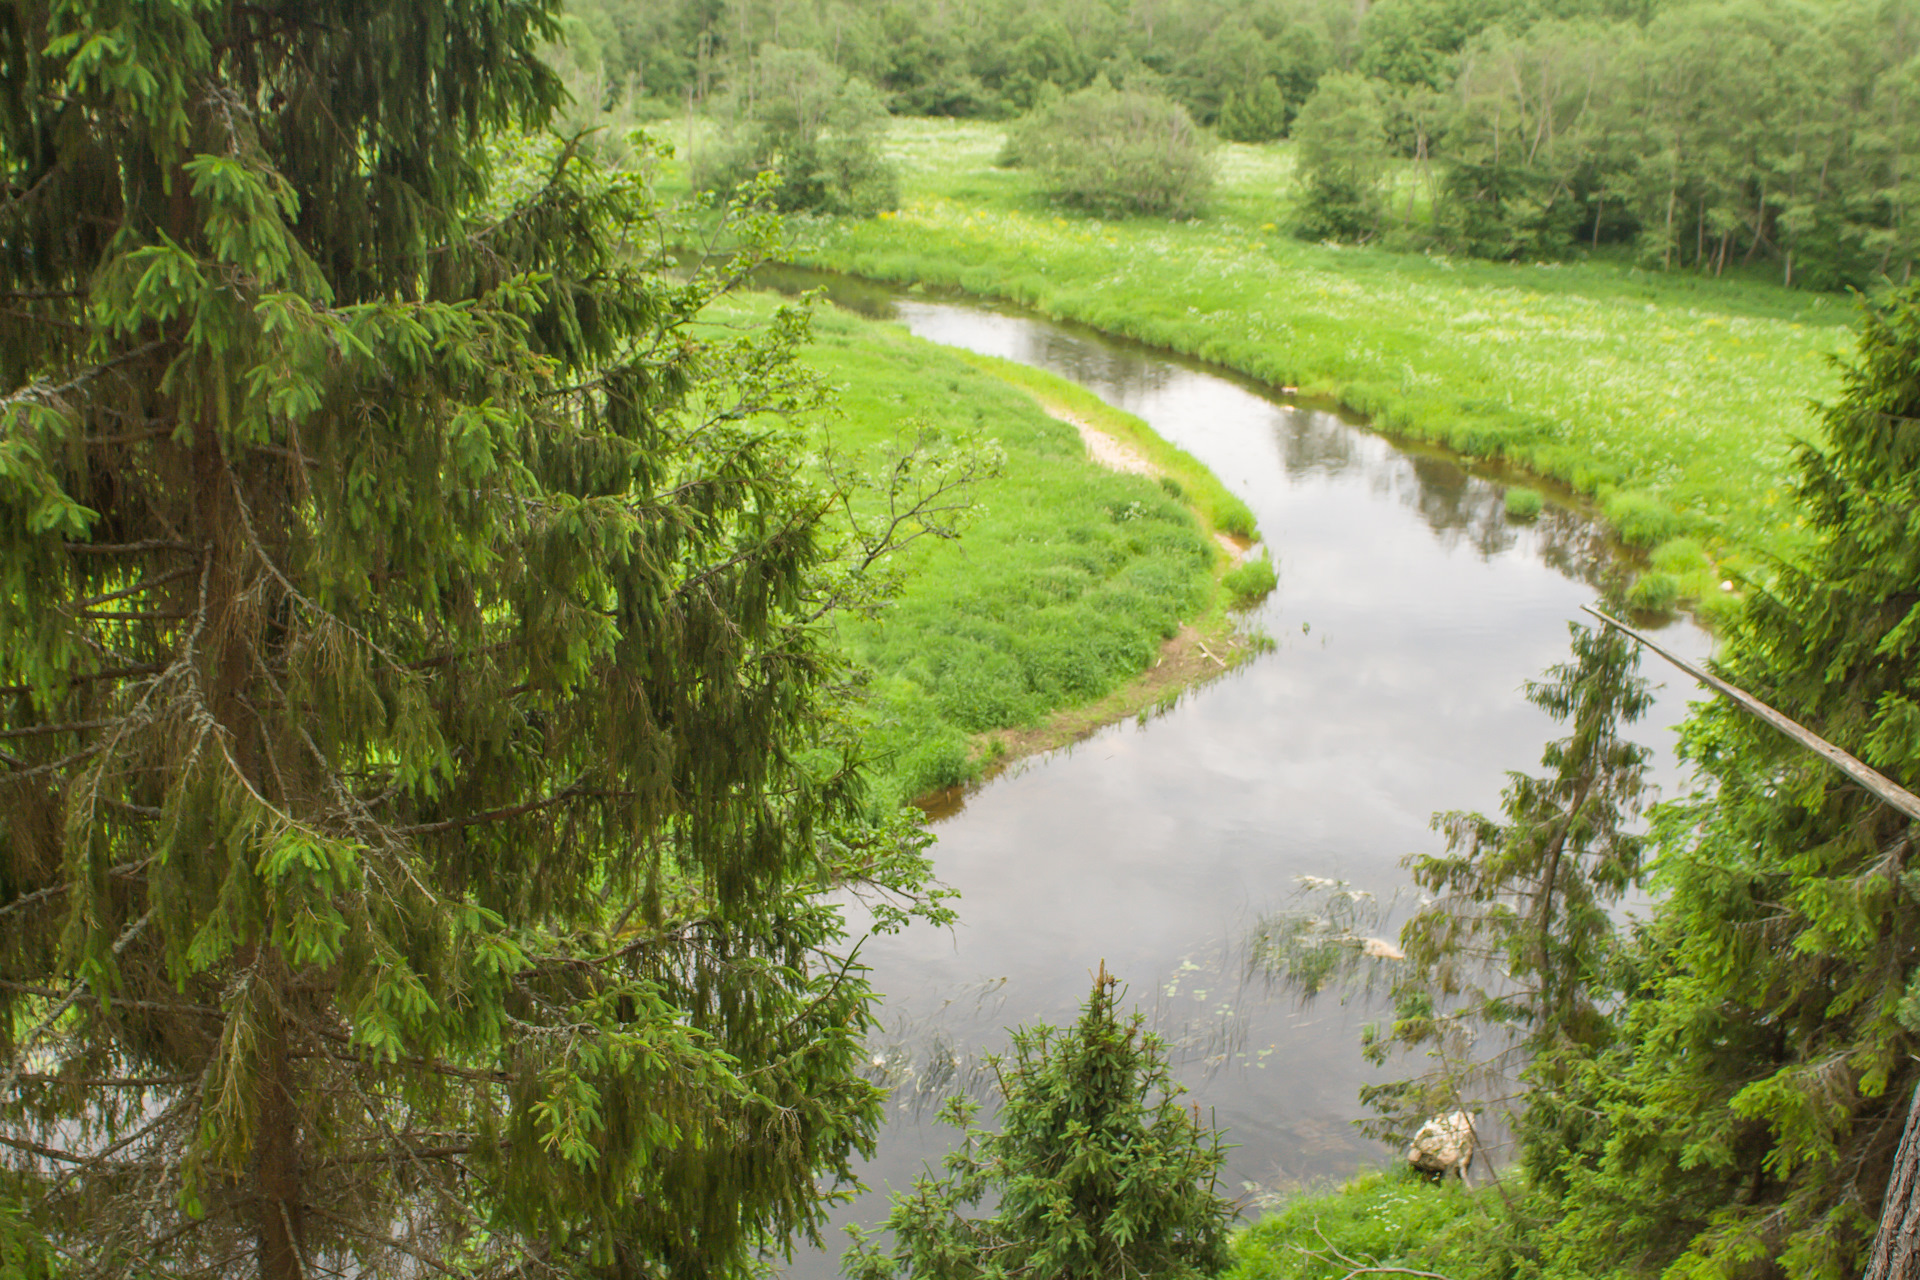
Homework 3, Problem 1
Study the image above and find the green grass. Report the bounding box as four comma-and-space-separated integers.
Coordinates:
1229, 1169, 1494, 1280
955, 352, 1258, 541
718, 295, 1240, 805
753, 117, 1857, 593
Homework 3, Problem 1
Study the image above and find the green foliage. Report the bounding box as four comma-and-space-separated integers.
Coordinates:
1006, 82, 1216, 218
1624, 570, 1680, 612
795, 307, 1218, 803
1229, 1170, 1483, 1280
1366, 621, 1651, 1158
1289, 72, 1390, 242
1524, 283, 1920, 1279
1217, 77, 1292, 144
0, 4, 943, 1276
1603, 488, 1687, 547
795, 119, 1844, 567
591, 0, 1920, 284
844, 968, 1237, 1280
709, 46, 899, 215
1504, 486, 1544, 519
1223, 552, 1279, 606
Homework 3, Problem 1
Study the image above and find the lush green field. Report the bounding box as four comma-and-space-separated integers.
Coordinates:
714, 295, 1255, 804
780, 118, 1856, 609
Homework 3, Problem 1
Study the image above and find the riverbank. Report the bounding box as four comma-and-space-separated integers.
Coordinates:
786, 118, 1856, 622
1227, 1168, 1491, 1280
762, 297, 1264, 805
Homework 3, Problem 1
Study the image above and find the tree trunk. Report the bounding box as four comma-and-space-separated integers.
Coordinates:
1867, 1082, 1920, 1280
256, 998, 307, 1280
1663, 183, 1676, 269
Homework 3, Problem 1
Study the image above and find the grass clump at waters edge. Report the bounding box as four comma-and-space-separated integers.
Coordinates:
1223, 552, 1278, 606
783, 299, 1261, 806
769, 118, 1856, 605
1504, 486, 1544, 520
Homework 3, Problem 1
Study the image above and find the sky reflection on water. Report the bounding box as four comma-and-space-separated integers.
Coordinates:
780, 283, 1712, 1277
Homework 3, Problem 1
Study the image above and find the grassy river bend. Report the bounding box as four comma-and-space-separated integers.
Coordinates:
780, 276, 1712, 1276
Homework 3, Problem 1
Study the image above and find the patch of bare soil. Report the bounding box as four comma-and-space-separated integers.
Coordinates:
1214, 531, 1252, 565
1042, 404, 1161, 477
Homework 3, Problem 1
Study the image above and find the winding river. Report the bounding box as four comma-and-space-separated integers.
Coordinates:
774, 274, 1713, 1277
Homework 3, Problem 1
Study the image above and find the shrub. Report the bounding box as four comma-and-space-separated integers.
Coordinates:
1005, 81, 1215, 218
707, 47, 898, 215
1218, 76, 1291, 143
1214, 494, 1259, 540
896, 727, 974, 796
1289, 72, 1389, 242
1650, 536, 1709, 575
1504, 486, 1544, 519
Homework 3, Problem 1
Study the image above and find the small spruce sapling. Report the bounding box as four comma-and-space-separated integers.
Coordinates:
844, 964, 1235, 1280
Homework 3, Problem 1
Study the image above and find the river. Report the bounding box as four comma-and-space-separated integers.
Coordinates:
772, 274, 1713, 1277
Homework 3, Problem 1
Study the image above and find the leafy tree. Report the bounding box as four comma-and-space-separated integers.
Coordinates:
1289, 71, 1390, 241
844, 966, 1236, 1280
1356, 0, 1530, 93
0, 2, 934, 1277
710, 45, 899, 214
1218, 76, 1291, 143
1005, 81, 1216, 218
1432, 21, 1615, 259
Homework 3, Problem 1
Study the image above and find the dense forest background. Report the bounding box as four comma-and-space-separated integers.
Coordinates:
557, 0, 1918, 288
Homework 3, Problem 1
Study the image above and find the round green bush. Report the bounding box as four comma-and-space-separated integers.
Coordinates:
1004, 82, 1215, 218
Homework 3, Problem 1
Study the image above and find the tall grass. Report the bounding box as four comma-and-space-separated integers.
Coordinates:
770, 117, 1853, 587
732, 297, 1235, 804
1228, 1169, 1498, 1280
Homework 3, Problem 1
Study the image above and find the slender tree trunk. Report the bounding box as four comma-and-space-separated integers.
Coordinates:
1867, 1082, 1920, 1280
256, 987, 306, 1280
1742, 183, 1765, 266
1663, 183, 1676, 270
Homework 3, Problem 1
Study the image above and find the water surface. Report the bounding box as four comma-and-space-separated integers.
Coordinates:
781, 278, 1711, 1275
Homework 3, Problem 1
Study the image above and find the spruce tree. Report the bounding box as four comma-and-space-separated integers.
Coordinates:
1534, 287, 1920, 1279
0, 3, 909, 1277
1361, 620, 1651, 1166
845, 966, 1235, 1280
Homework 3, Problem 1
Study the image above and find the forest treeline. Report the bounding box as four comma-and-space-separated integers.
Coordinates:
561, 0, 1919, 288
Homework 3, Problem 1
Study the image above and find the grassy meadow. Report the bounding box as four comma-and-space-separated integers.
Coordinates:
710, 294, 1260, 805
1225, 1169, 1492, 1280
775, 118, 1857, 615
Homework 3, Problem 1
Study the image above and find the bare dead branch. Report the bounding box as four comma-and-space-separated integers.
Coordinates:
1585, 606, 1920, 823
